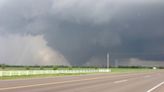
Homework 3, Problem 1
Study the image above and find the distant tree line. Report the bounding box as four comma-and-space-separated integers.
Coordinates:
0, 64, 6, 69
1, 64, 164, 70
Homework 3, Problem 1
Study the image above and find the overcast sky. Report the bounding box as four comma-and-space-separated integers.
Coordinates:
0, 0, 164, 66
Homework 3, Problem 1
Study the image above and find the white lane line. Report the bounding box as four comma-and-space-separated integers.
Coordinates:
114, 79, 128, 84
147, 81, 164, 92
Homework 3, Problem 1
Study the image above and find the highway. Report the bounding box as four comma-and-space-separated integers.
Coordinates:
0, 71, 164, 92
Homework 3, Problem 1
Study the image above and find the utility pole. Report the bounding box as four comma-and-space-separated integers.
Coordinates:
115, 59, 118, 68
107, 52, 109, 69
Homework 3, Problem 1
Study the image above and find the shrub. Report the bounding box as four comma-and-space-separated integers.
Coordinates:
25, 66, 30, 70
1, 64, 6, 69
53, 66, 58, 70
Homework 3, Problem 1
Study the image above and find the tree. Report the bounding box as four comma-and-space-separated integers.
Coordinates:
25, 66, 30, 70
53, 65, 58, 70
1, 64, 6, 70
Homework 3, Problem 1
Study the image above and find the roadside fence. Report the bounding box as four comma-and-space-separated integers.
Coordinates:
0, 69, 111, 77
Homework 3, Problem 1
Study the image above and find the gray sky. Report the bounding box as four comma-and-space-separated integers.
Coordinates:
0, 0, 164, 66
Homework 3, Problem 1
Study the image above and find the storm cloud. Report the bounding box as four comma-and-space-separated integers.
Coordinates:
0, 34, 70, 65
0, 0, 164, 66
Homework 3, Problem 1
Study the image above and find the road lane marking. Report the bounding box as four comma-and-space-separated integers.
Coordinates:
0, 76, 129, 91
114, 80, 128, 84
0, 72, 155, 91
147, 81, 164, 92
0, 77, 104, 91
0, 77, 107, 91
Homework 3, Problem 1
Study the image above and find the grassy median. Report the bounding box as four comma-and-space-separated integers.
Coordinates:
0, 73, 88, 80
110, 68, 157, 73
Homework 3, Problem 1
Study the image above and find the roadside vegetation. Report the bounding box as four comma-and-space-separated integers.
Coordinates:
0, 64, 162, 80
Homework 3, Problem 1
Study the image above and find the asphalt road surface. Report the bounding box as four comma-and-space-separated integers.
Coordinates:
0, 71, 164, 92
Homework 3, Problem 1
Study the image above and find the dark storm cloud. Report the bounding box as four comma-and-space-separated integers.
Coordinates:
0, 0, 164, 66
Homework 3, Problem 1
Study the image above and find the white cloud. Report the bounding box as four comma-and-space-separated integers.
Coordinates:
0, 34, 70, 65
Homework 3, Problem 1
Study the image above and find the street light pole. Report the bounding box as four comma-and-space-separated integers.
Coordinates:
107, 52, 109, 69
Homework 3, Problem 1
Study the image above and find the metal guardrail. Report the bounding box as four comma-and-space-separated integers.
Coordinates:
0, 69, 111, 77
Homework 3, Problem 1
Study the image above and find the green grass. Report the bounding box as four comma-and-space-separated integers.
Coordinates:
0, 73, 91, 80
111, 68, 157, 73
